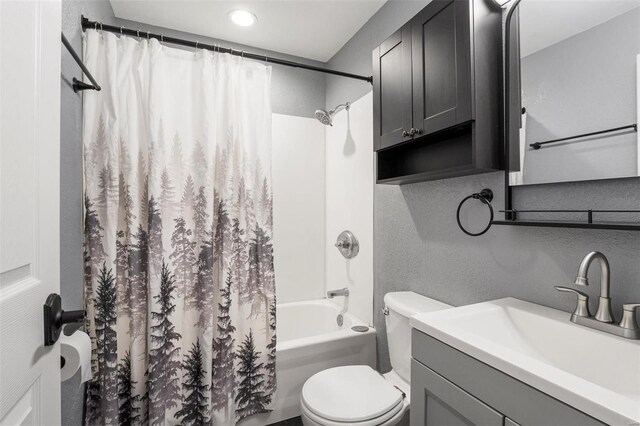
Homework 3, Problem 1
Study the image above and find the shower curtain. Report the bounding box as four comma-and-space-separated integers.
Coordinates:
82, 29, 276, 425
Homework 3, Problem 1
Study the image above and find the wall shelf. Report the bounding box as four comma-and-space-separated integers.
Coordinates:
492, 220, 640, 231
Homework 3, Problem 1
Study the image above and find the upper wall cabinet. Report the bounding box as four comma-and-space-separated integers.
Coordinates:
412, 0, 472, 136
372, 24, 412, 151
373, 0, 502, 184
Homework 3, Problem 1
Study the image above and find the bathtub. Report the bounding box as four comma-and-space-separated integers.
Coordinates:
239, 299, 376, 426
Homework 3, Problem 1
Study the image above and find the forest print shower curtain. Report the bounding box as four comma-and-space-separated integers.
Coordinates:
82, 30, 275, 425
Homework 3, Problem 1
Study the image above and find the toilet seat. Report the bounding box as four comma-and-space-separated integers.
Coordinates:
301, 397, 405, 426
300, 365, 406, 425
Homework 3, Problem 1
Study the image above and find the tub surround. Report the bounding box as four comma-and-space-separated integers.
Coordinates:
325, 92, 375, 325
272, 114, 326, 303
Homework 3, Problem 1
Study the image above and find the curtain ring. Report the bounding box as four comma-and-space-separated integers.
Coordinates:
194, 41, 198, 54
241, 50, 244, 59
146, 31, 150, 39
137, 30, 140, 41
100, 22, 103, 33
120, 26, 124, 36
94, 22, 98, 31
160, 34, 164, 45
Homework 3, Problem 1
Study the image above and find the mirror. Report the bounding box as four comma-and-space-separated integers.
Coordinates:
508, 0, 640, 186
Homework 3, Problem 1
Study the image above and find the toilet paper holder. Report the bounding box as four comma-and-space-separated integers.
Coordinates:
43, 293, 86, 346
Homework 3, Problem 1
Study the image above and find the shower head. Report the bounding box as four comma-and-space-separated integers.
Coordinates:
315, 109, 333, 126
315, 102, 350, 126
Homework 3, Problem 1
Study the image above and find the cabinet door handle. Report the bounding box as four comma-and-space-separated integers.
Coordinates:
414, 128, 422, 136
402, 130, 408, 137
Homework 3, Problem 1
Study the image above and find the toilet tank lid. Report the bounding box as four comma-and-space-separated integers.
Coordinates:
384, 291, 451, 318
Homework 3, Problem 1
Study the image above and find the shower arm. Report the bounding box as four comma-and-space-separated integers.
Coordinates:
331, 102, 350, 115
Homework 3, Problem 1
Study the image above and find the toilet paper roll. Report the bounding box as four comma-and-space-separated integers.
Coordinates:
60, 330, 92, 383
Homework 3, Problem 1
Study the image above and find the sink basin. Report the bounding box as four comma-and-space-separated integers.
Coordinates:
410, 297, 640, 425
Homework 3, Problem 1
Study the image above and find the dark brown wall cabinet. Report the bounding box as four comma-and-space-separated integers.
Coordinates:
373, 0, 502, 184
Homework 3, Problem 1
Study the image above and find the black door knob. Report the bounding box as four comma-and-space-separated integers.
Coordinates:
43, 293, 86, 346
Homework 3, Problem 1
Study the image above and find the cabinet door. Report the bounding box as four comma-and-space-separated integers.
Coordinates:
412, 0, 472, 136
411, 359, 504, 426
373, 23, 413, 151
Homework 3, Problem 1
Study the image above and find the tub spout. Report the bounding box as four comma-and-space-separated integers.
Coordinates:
327, 288, 349, 298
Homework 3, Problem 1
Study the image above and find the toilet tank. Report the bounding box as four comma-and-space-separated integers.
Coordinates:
384, 291, 451, 383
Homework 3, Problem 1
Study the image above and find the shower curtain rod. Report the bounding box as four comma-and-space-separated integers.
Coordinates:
81, 16, 373, 84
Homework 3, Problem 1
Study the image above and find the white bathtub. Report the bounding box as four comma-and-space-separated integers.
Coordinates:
239, 299, 376, 425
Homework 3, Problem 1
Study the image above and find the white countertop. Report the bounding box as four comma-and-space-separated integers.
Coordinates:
410, 297, 640, 425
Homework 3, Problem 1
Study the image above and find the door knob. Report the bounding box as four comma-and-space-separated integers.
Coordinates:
43, 293, 86, 346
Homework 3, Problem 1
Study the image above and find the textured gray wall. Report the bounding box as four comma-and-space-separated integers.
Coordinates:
324, 0, 640, 373
61, 1, 327, 424
521, 8, 640, 184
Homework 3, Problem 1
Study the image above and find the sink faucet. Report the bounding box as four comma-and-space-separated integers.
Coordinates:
327, 288, 349, 298
573, 251, 614, 323
555, 251, 640, 340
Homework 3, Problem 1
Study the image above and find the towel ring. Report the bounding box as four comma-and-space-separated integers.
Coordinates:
456, 189, 494, 237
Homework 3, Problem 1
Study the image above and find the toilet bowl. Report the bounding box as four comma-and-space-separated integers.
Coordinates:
300, 292, 451, 426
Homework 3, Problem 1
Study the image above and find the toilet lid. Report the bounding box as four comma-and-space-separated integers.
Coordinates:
301, 365, 404, 423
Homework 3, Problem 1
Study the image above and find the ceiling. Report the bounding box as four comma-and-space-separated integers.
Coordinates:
520, 0, 640, 57
110, 0, 388, 62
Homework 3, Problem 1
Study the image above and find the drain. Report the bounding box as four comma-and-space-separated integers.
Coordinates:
351, 325, 369, 333
336, 314, 344, 326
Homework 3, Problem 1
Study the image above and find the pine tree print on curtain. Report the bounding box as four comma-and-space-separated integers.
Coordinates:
83, 29, 275, 425
176, 339, 210, 425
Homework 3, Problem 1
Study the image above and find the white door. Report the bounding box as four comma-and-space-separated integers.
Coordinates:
0, 0, 62, 424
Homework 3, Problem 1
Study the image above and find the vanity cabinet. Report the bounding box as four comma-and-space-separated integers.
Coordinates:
411, 329, 606, 426
373, 0, 502, 184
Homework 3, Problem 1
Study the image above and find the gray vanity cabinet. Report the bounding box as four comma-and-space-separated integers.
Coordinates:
411, 329, 606, 426
410, 359, 503, 426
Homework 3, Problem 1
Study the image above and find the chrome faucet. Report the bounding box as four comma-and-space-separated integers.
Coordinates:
573, 251, 614, 323
327, 288, 349, 298
327, 288, 349, 326
555, 251, 640, 340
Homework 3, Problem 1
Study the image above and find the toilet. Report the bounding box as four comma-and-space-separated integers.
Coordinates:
300, 291, 451, 426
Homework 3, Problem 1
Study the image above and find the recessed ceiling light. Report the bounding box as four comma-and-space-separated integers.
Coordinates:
228, 10, 257, 27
